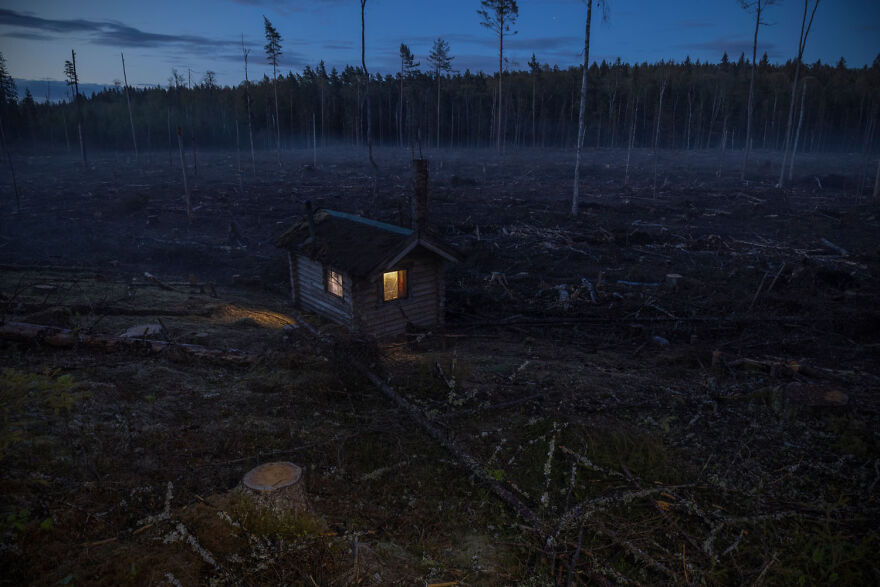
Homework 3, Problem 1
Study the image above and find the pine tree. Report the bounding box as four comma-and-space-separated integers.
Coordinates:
428, 38, 454, 149
263, 16, 283, 165
0, 52, 17, 108
478, 0, 519, 152
64, 50, 87, 167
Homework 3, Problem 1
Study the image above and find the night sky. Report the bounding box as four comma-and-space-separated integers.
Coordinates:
1, 0, 878, 99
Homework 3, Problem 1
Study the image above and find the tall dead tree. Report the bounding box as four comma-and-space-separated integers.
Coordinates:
242, 35, 256, 176
571, 0, 596, 215
778, 0, 820, 187
263, 17, 283, 166
478, 0, 519, 152
64, 50, 87, 168
360, 0, 377, 169
120, 53, 138, 164
177, 126, 191, 222
529, 53, 539, 148
740, 0, 774, 180
788, 78, 808, 180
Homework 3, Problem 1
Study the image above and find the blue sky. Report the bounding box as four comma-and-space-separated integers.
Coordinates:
1, 0, 878, 98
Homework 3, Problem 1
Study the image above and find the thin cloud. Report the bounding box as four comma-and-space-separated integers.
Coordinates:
0, 8, 234, 53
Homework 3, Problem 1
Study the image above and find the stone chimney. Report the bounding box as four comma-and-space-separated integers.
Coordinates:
412, 158, 429, 233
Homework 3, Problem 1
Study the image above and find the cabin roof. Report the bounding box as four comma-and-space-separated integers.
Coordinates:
277, 208, 458, 277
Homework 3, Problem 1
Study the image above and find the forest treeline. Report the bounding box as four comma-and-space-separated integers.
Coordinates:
1, 50, 879, 156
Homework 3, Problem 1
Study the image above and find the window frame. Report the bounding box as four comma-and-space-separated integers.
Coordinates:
324, 266, 344, 299
381, 268, 409, 303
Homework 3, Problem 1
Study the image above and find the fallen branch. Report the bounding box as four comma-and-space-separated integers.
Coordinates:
358, 366, 543, 530
0, 320, 256, 364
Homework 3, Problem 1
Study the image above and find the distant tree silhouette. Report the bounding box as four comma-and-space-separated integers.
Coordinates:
263, 16, 283, 166
0, 52, 17, 108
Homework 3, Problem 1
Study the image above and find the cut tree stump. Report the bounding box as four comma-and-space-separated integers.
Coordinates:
241, 461, 307, 513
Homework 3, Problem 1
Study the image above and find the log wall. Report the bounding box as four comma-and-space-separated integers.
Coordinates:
295, 255, 353, 328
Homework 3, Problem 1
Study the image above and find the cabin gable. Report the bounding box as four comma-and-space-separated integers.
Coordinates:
352, 248, 445, 338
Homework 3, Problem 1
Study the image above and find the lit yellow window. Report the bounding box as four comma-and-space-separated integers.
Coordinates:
382, 270, 407, 301
326, 268, 343, 298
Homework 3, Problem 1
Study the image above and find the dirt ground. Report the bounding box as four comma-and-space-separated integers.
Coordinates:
1, 146, 878, 585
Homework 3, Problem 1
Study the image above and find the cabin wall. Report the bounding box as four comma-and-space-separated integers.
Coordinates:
295, 254, 353, 327
352, 250, 445, 338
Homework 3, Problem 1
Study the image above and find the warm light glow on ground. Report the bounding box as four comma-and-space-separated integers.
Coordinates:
212, 304, 296, 329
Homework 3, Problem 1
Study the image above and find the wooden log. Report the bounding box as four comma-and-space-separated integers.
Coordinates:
0, 320, 256, 364
358, 366, 542, 529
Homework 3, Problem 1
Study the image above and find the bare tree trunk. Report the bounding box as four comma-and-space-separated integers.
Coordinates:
497, 14, 505, 153
706, 85, 721, 149
855, 104, 877, 197
399, 61, 405, 147
242, 37, 256, 177
741, 1, 763, 180
571, 0, 593, 216
437, 74, 441, 149
873, 158, 880, 201
62, 112, 71, 153
779, 0, 820, 187
272, 65, 281, 167
625, 96, 638, 186
788, 79, 807, 181
686, 89, 694, 150
177, 126, 191, 223
653, 79, 667, 150
0, 116, 21, 213
652, 78, 667, 197
166, 107, 172, 167
121, 53, 139, 165
361, 1, 377, 170
235, 120, 243, 193
312, 112, 317, 168
532, 70, 536, 148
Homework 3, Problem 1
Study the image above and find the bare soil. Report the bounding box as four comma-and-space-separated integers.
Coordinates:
1, 146, 878, 585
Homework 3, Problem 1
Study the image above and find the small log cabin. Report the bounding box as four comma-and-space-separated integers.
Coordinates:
277, 160, 458, 338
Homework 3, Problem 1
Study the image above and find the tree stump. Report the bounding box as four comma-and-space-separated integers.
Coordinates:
241, 461, 307, 513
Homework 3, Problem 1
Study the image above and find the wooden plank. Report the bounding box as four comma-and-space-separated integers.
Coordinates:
296, 254, 353, 327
